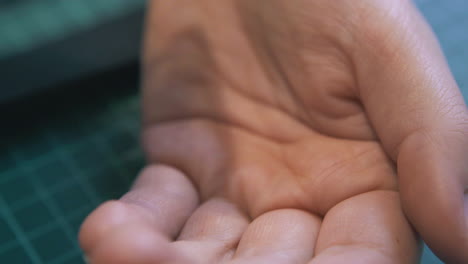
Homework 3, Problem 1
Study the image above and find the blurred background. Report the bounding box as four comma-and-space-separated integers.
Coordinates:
0, 0, 466, 263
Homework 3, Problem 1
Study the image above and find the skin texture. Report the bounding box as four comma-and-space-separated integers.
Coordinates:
79, 0, 468, 263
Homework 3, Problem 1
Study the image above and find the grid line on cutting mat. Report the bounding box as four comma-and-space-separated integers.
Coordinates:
0, 196, 42, 264
9, 151, 80, 263
0, 93, 142, 264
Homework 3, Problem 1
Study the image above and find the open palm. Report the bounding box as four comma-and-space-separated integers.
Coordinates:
80, 1, 468, 263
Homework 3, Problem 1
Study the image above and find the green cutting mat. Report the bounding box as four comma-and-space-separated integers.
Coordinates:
0, 66, 144, 264
0, 0, 467, 263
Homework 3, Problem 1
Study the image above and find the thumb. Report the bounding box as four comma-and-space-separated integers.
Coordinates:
354, 0, 468, 263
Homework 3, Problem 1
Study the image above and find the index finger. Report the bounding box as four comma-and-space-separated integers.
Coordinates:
353, 1, 468, 262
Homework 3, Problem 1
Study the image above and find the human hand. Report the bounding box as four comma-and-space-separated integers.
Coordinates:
80, 0, 468, 263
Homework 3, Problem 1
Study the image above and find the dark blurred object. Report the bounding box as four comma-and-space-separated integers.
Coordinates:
0, 0, 145, 103
0, 0, 18, 6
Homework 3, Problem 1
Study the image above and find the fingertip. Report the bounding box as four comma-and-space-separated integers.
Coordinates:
79, 200, 149, 254
89, 223, 184, 264
80, 164, 200, 255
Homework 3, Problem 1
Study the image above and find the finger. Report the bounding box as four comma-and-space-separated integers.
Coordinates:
79, 165, 199, 260
89, 224, 190, 264
173, 198, 249, 263
231, 209, 321, 264
120, 165, 199, 238
310, 191, 420, 264
353, 1, 468, 262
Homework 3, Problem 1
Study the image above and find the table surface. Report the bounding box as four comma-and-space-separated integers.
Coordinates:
0, 0, 467, 263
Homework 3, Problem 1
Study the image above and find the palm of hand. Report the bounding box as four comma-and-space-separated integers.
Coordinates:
80, 1, 467, 263
143, 0, 397, 211
140, 1, 416, 263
